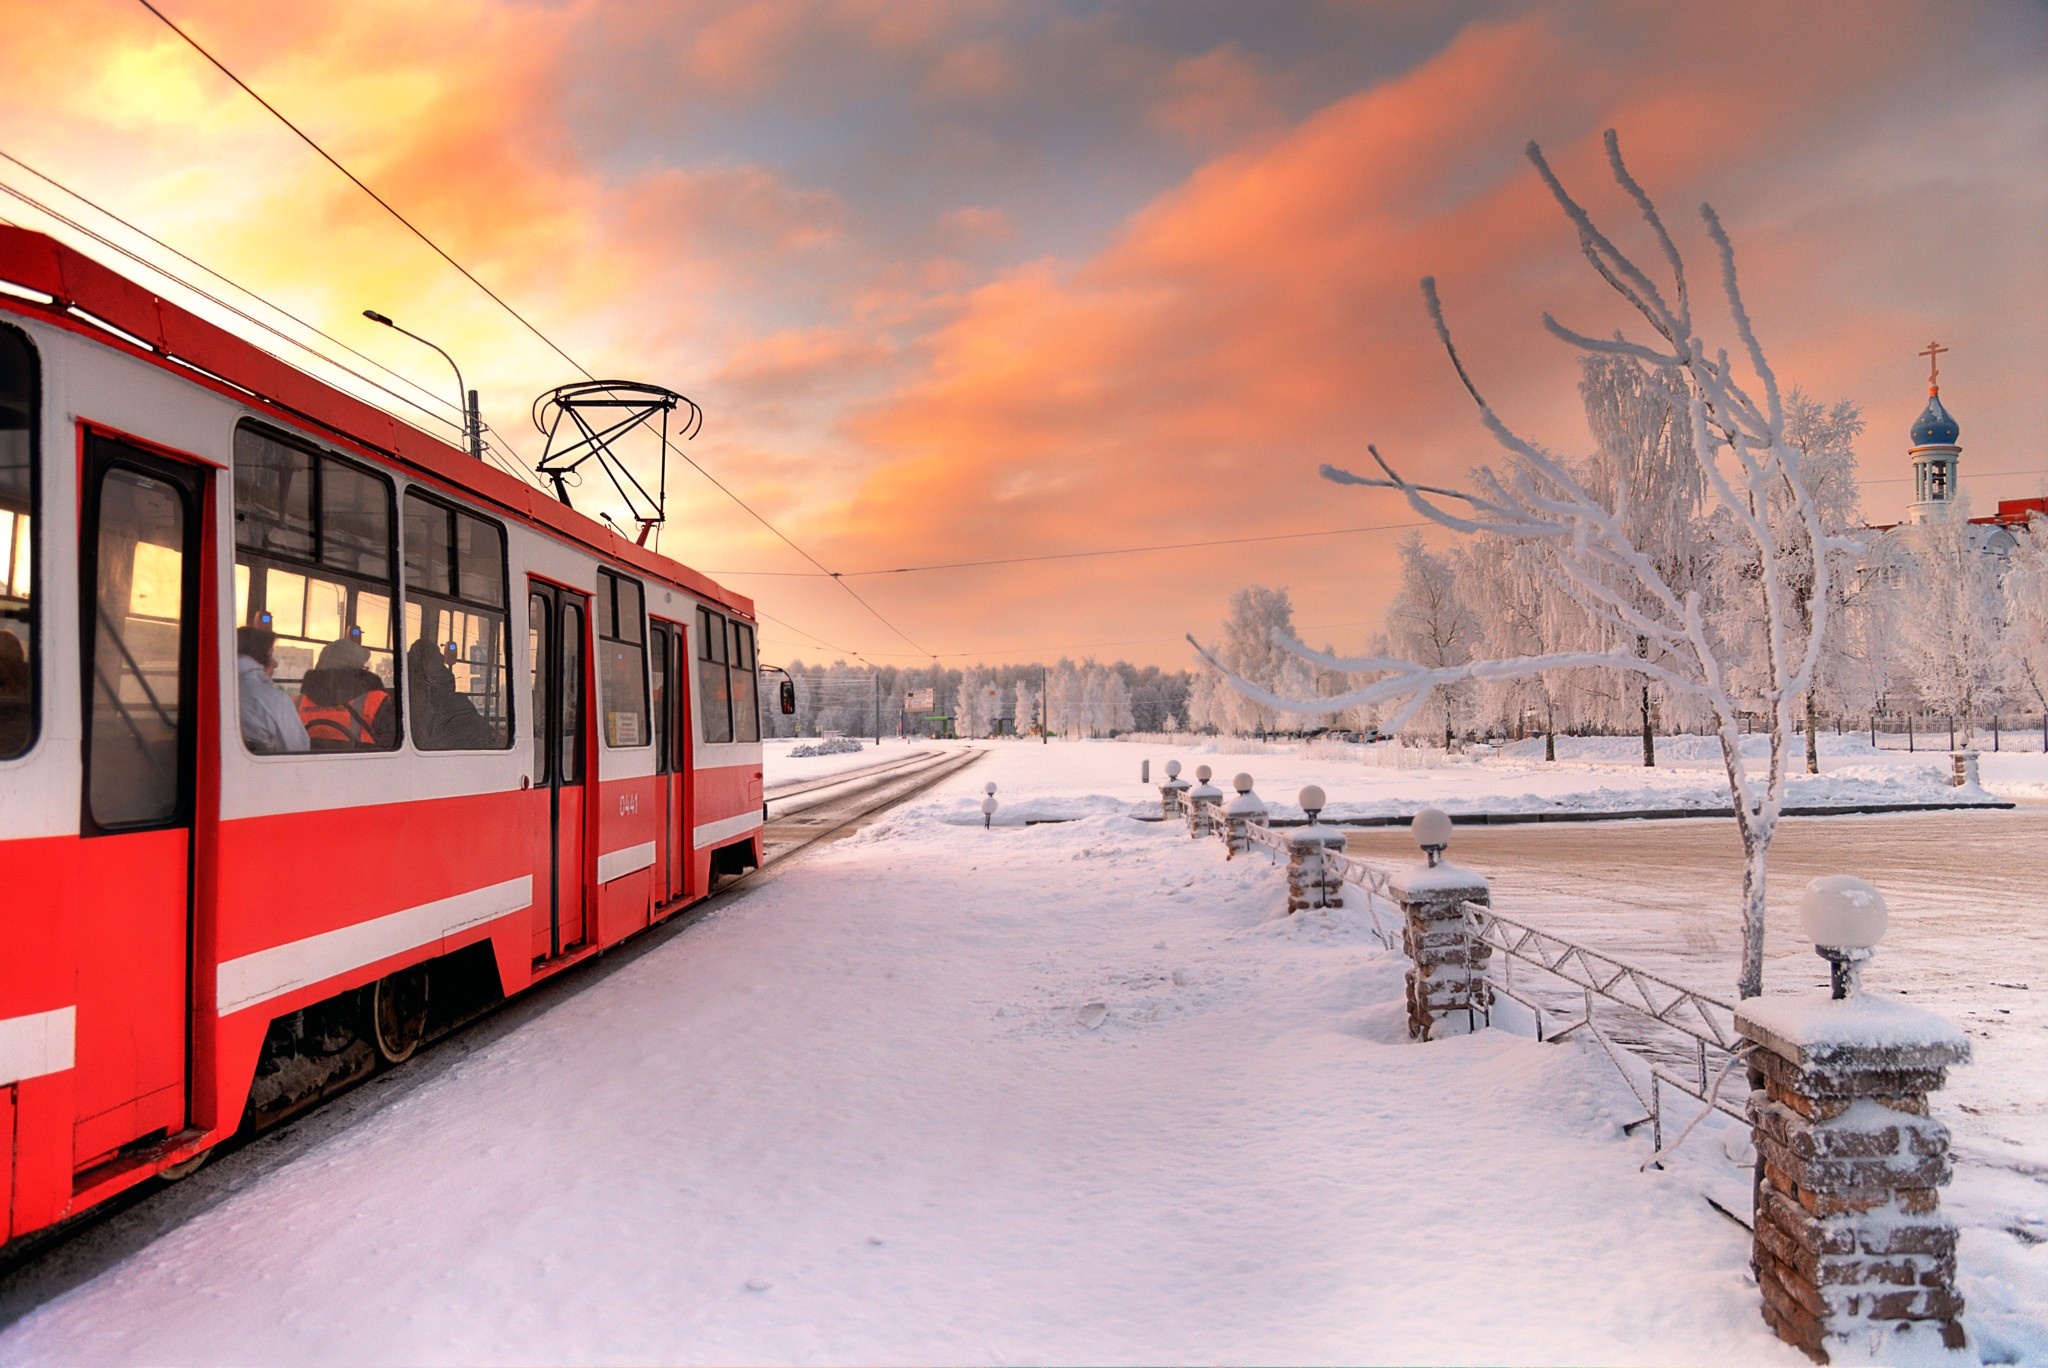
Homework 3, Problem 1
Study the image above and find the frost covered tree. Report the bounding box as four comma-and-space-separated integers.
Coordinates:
1046, 659, 1081, 737
957, 669, 991, 738
1579, 355, 1709, 766
1194, 131, 1852, 998
1200, 585, 1300, 735
2003, 514, 2048, 750
1014, 679, 1039, 737
1712, 390, 1866, 771
1897, 495, 2006, 745
1455, 536, 1583, 758
1384, 535, 1477, 747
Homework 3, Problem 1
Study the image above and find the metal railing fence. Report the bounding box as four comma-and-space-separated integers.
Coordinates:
1241, 819, 1749, 1163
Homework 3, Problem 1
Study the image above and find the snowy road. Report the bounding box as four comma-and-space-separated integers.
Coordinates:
1, 743, 2040, 1364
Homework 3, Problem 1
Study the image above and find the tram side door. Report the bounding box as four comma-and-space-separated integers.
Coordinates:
648, 621, 673, 903
73, 436, 206, 1170
527, 583, 590, 960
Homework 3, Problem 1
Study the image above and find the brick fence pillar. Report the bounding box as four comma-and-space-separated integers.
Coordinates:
1158, 765, 1191, 819
1735, 993, 1972, 1363
1285, 824, 1346, 912
1220, 773, 1265, 858
1949, 751, 1979, 788
1185, 766, 1221, 840
1387, 863, 1491, 1041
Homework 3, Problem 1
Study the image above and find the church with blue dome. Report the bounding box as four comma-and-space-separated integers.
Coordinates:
1906, 342, 1963, 523
1877, 341, 2042, 555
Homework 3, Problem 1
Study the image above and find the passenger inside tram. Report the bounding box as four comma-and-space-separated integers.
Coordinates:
0, 629, 27, 756
407, 636, 491, 750
237, 624, 310, 755
298, 633, 396, 751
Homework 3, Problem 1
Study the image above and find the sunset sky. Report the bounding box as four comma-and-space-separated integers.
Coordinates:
2, 0, 2043, 668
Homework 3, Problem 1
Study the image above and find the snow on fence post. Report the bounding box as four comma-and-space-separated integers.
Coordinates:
1736, 878, 1971, 1363
1286, 786, 1346, 912
1388, 810, 1491, 1041
1949, 751, 1979, 789
1220, 772, 1266, 858
1185, 765, 1222, 839
1159, 759, 1190, 819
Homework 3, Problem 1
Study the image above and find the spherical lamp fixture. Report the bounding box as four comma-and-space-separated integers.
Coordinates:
1411, 807, 1453, 867
1798, 875, 1888, 998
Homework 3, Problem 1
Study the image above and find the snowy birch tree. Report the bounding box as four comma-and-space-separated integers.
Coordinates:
1192, 130, 1851, 998
1711, 391, 1866, 771
1014, 679, 1039, 737
1897, 495, 2005, 745
1579, 355, 1709, 766
2003, 514, 2048, 750
1384, 535, 1476, 747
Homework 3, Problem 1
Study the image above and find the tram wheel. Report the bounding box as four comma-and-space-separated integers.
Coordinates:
160, 1149, 210, 1181
370, 966, 430, 1064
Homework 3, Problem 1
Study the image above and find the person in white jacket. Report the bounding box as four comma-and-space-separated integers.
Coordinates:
237, 625, 310, 755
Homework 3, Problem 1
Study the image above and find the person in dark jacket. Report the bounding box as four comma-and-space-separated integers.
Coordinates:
407, 637, 493, 750
298, 636, 395, 750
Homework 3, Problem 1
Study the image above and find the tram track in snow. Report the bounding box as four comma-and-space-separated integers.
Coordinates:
0, 746, 986, 1307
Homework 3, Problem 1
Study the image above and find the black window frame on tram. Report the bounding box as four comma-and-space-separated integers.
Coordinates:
694, 604, 760, 746
231, 420, 402, 754
401, 487, 514, 751
728, 617, 760, 744
695, 604, 733, 746
0, 322, 40, 761
595, 567, 649, 749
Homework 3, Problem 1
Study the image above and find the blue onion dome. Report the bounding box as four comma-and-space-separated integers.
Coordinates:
1911, 391, 1959, 446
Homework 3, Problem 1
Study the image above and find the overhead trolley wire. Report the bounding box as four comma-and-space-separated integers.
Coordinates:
132, 0, 938, 662
711, 519, 1434, 579
0, 149, 461, 423
0, 156, 557, 498
0, 167, 463, 433
136, 0, 592, 383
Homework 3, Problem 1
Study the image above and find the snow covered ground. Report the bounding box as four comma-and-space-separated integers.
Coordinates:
762, 736, 927, 787
960, 731, 2035, 827
2, 740, 2040, 1364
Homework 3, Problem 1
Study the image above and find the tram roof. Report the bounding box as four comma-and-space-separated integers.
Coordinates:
0, 226, 754, 619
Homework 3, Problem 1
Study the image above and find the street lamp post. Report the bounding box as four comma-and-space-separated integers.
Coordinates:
364, 309, 482, 460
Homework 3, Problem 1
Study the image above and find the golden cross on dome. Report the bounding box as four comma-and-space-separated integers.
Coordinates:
1919, 340, 1949, 391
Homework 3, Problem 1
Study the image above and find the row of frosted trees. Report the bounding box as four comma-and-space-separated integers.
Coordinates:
1198, 362, 2048, 762
760, 658, 1195, 739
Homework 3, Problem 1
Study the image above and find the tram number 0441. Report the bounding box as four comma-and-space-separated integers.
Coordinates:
618, 793, 640, 816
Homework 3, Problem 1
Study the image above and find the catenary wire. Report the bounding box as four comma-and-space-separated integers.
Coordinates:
0, 147, 461, 421
710, 520, 1433, 579
131, 0, 938, 660
136, 0, 593, 382
0, 163, 555, 496
0, 175, 465, 433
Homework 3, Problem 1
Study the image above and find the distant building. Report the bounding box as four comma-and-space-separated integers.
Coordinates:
1867, 343, 2042, 559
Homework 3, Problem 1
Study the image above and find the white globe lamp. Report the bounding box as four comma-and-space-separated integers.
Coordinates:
1411, 807, 1453, 867
1799, 875, 1887, 998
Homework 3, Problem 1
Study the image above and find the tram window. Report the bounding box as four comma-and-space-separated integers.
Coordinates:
649, 622, 670, 772
696, 604, 733, 745
729, 620, 761, 744
234, 430, 315, 560
401, 489, 511, 750
88, 466, 188, 825
527, 591, 549, 781
597, 569, 648, 747
233, 423, 398, 753
0, 324, 38, 760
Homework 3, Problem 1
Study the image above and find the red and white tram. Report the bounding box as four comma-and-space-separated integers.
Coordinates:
0, 227, 765, 1251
